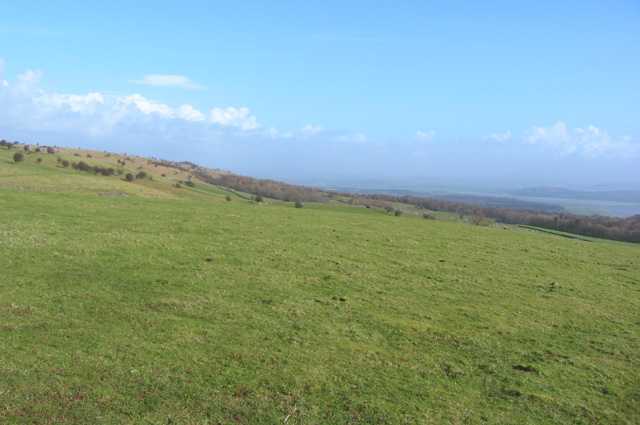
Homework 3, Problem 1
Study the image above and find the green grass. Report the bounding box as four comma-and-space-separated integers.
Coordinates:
1, 147, 639, 424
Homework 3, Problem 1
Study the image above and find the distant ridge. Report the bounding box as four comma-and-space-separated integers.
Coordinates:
510, 187, 640, 203
586, 182, 640, 191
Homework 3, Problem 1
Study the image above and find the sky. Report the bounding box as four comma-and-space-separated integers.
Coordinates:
1, 0, 639, 189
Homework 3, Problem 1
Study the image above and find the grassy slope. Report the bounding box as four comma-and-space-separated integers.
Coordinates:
1, 149, 639, 424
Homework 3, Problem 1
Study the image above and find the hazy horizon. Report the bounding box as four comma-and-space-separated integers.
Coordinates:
1, 1, 638, 189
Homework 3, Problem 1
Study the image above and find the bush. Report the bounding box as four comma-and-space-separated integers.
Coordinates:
125, 173, 135, 182
175, 182, 182, 189
255, 195, 264, 203
226, 196, 232, 202
46, 147, 55, 154
116, 169, 124, 176
394, 209, 403, 217
0, 140, 6, 147
135, 171, 148, 180
34, 147, 41, 152
23, 145, 30, 152
13, 152, 24, 163
385, 205, 394, 214
61, 160, 70, 168
295, 201, 303, 208
86, 154, 92, 158
422, 213, 436, 220
185, 180, 195, 187
36, 157, 43, 163
77, 161, 90, 172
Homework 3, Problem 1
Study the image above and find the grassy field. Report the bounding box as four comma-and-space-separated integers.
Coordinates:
1, 147, 639, 424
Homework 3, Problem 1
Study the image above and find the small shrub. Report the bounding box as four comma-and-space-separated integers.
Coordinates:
385, 205, 394, 214
6, 143, 14, 150
13, 152, 24, 163
117, 169, 124, 176
394, 209, 403, 217
0, 140, 6, 147
295, 201, 303, 208
135, 171, 148, 180
255, 195, 264, 203
35, 147, 41, 153
46, 147, 55, 154
57, 157, 63, 163
36, 157, 43, 163
185, 180, 195, 188
61, 160, 70, 168
86, 154, 92, 158
423, 213, 436, 220
23, 145, 30, 152
161, 173, 167, 177
125, 173, 134, 182
175, 182, 182, 189
226, 196, 232, 202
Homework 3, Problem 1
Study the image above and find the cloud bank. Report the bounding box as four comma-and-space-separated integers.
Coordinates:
1, 64, 638, 187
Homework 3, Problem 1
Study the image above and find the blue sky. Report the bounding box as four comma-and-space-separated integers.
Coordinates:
1, 0, 639, 188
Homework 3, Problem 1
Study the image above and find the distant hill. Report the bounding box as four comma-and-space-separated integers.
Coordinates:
323, 187, 566, 213
510, 186, 640, 203
428, 193, 566, 213
586, 182, 640, 191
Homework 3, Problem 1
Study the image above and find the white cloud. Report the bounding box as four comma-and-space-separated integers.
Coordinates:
14, 69, 42, 93
301, 124, 323, 136
333, 133, 367, 143
117, 94, 174, 118
0, 67, 264, 141
486, 130, 511, 142
523, 122, 635, 157
177, 104, 206, 122
416, 130, 435, 141
210, 107, 260, 130
129, 74, 205, 90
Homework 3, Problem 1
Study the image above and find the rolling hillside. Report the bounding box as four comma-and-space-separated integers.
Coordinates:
1, 145, 639, 424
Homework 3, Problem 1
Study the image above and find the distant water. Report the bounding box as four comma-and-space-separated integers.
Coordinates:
460, 192, 640, 218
